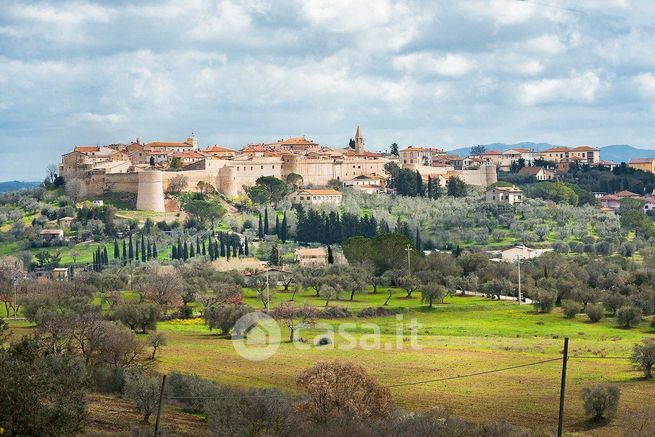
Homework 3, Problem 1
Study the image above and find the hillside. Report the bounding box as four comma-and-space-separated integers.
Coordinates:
445, 143, 655, 163
0, 180, 40, 192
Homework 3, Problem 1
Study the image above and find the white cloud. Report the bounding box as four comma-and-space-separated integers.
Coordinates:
518, 71, 605, 105
522, 34, 566, 54
634, 73, 655, 97
71, 112, 125, 124
393, 53, 476, 77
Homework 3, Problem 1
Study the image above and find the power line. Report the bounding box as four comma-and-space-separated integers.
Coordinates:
385, 357, 562, 388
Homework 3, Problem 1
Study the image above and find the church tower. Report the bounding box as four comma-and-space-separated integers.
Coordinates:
354, 125, 364, 154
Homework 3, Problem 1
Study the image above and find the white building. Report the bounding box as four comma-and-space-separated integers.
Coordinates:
485, 185, 523, 205
501, 245, 553, 262
289, 189, 343, 206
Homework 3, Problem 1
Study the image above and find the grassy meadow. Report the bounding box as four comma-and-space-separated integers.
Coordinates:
145, 290, 655, 435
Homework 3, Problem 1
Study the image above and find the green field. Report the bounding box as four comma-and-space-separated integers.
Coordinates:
116, 290, 655, 435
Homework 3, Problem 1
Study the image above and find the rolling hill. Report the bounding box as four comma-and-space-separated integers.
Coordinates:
445, 143, 655, 163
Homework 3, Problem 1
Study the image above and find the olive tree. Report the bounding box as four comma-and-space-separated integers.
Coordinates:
631, 338, 655, 379
581, 384, 620, 422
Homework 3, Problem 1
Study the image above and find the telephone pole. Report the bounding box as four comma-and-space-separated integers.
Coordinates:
557, 337, 569, 437
154, 374, 167, 436
405, 244, 412, 275
517, 254, 522, 305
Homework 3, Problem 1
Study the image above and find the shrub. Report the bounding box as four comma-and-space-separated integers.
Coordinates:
319, 306, 351, 319
585, 304, 605, 323
90, 366, 125, 394
616, 306, 642, 328
166, 372, 225, 413
562, 300, 581, 319
296, 360, 391, 424
358, 307, 399, 318
123, 369, 161, 423
581, 384, 620, 421
532, 289, 556, 313
631, 338, 655, 379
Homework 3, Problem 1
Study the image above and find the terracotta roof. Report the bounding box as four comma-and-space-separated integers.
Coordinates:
295, 247, 327, 256
74, 146, 100, 153
203, 145, 236, 153
298, 189, 342, 196
492, 185, 522, 192
542, 147, 570, 152
615, 190, 640, 197
481, 150, 502, 155
145, 141, 193, 148
573, 145, 599, 151
629, 158, 655, 164
400, 147, 445, 153
518, 166, 545, 175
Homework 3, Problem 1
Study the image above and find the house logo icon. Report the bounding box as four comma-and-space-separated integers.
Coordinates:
232, 311, 281, 361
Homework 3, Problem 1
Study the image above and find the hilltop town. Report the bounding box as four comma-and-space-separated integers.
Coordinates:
59, 126, 614, 212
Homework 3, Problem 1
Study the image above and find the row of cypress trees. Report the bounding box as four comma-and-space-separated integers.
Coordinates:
112, 234, 158, 263
171, 232, 249, 261
258, 209, 288, 242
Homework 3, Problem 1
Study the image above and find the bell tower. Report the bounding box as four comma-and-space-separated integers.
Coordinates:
354, 125, 364, 154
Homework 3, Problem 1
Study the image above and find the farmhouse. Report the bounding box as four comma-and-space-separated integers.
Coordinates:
485, 186, 523, 205
294, 247, 327, 266
500, 245, 553, 262
40, 229, 64, 241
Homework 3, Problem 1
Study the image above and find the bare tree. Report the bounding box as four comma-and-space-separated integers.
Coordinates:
272, 303, 319, 342
147, 331, 167, 360
168, 174, 189, 193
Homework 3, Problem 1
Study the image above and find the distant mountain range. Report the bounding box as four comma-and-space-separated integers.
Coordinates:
0, 181, 40, 193
445, 143, 655, 163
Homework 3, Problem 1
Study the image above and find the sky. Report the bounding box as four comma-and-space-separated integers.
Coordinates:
1, 0, 655, 181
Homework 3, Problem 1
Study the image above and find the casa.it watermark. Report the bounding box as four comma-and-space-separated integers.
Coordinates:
231, 312, 422, 361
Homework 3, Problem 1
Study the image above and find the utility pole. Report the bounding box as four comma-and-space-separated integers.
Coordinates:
265, 269, 270, 311
557, 337, 569, 437
154, 374, 167, 436
517, 254, 522, 305
405, 244, 412, 275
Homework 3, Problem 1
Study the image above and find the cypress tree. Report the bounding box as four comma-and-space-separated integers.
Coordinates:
220, 238, 225, 257
177, 238, 183, 259
152, 241, 158, 259
258, 213, 264, 239
92, 251, 96, 272
269, 243, 280, 266
141, 234, 146, 262
190, 244, 195, 257
281, 211, 288, 243
244, 236, 249, 256
128, 235, 134, 262
103, 246, 109, 265
122, 239, 127, 260
183, 241, 189, 260
275, 215, 280, 238
327, 246, 334, 264
416, 170, 424, 197
232, 240, 237, 257
264, 208, 269, 235
427, 176, 433, 199
113, 239, 120, 259
135, 240, 140, 261
202, 240, 206, 256
226, 242, 231, 260
172, 245, 177, 260
415, 227, 422, 252
147, 241, 152, 260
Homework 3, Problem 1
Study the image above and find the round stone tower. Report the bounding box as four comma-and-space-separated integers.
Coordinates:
136, 170, 165, 212
218, 166, 238, 198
